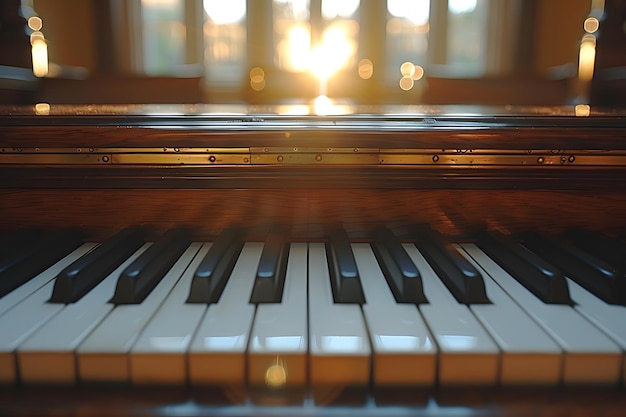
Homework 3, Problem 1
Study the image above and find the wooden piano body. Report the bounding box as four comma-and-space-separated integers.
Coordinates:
1, 104, 626, 415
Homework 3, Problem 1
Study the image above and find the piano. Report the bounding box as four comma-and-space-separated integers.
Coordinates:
1, 103, 626, 416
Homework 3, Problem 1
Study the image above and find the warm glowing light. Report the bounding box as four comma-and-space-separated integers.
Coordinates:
142, 0, 180, 6
358, 59, 373, 79
30, 31, 45, 44
448, 0, 477, 14
265, 361, 287, 388
28, 16, 42, 31
387, 0, 429, 26
400, 61, 415, 77
204, 0, 246, 24
584, 17, 599, 33
578, 36, 596, 82
31, 39, 48, 77
286, 25, 311, 71
412, 65, 424, 80
575, 104, 591, 117
250, 67, 266, 90
34, 103, 50, 115
322, 0, 359, 19
274, 0, 310, 21
250, 67, 265, 82
399, 76, 414, 91
314, 95, 332, 115
309, 27, 353, 80
250, 79, 266, 91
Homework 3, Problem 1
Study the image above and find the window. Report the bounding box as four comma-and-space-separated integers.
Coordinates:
133, 0, 508, 102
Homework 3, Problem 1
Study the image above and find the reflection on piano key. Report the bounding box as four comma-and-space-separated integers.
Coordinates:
414, 228, 489, 305
476, 232, 571, 304
249, 233, 288, 304
326, 229, 365, 304
454, 244, 563, 386
566, 278, 626, 382
188, 243, 261, 387
462, 243, 622, 386
403, 244, 499, 386
129, 243, 210, 384
51, 228, 145, 303
17, 244, 149, 384
187, 227, 244, 304
308, 243, 370, 398
353, 243, 436, 388
0, 244, 95, 383
371, 227, 427, 304
248, 243, 308, 390
518, 231, 626, 305
111, 229, 191, 304
0, 243, 96, 317
77, 243, 201, 383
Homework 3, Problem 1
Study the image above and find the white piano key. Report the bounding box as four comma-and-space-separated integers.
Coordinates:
403, 244, 499, 386
17, 244, 150, 385
0, 244, 95, 383
307, 243, 370, 390
453, 244, 563, 386
188, 243, 262, 386
353, 243, 436, 388
0, 249, 93, 383
461, 243, 622, 386
76, 243, 201, 384
566, 278, 626, 381
248, 243, 308, 389
129, 243, 211, 385
0, 243, 96, 317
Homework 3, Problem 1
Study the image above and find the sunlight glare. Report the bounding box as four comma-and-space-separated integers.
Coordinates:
287, 25, 311, 71
448, 0, 477, 14
309, 27, 353, 80
314, 95, 332, 115
387, 0, 429, 26
322, 0, 359, 20
578, 38, 596, 82
204, 0, 246, 25
31, 39, 48, 77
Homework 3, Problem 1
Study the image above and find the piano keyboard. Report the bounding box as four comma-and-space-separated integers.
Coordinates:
1, 227, 626, 396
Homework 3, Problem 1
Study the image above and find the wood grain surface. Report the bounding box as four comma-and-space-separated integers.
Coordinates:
1, 188, 624, 240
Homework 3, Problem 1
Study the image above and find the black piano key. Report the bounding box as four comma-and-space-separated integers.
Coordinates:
249, 232, 289, 303
414, 228, 489, 304
476, 231, 572, 304
50, 227, 146, 303
0, 230, 83, 298
187, 226, 244, 303
0, 229, 44, 274
110, 228, 191, 304
326, 228, 365, 304
563, 229, 626, 272
371, 227, 427, 304
519, 231, 626, 305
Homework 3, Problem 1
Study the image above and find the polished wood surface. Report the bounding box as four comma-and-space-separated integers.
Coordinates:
1, 189, 626, 241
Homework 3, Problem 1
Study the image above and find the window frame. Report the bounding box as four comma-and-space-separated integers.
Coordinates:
115, 0, 526, 102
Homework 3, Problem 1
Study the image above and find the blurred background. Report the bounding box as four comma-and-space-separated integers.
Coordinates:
1, 0, 624, 106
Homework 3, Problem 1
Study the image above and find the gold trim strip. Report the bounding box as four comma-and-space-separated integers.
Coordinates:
250, 147, 379, 165
111, 154, 249, 165
2, 147, 626, 167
